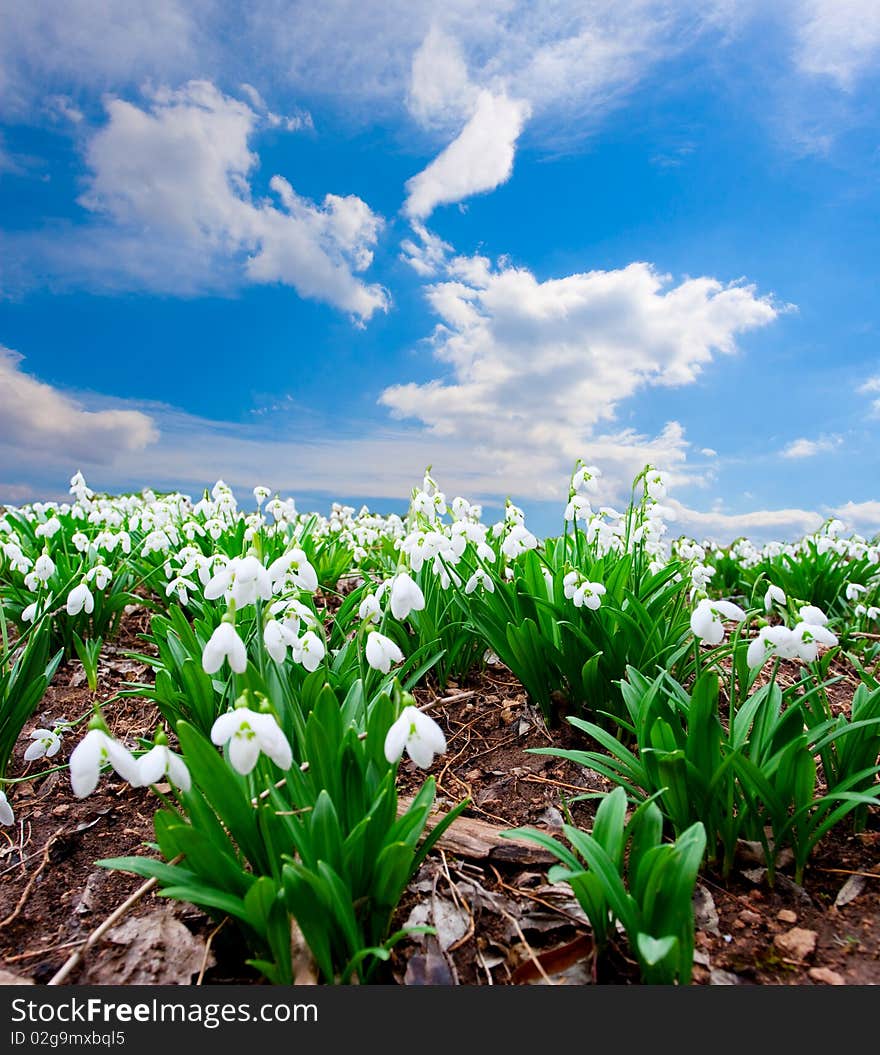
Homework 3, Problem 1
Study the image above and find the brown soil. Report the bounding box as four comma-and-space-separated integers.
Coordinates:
1, 616, 878, 987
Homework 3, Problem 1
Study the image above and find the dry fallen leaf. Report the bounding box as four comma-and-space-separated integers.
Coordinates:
834, 874, 867, 908
81, 909, 213, 985
693, 885, 720, 936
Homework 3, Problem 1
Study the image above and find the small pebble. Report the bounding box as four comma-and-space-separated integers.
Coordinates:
808, 967, 845, 986
777, 909, 798, 924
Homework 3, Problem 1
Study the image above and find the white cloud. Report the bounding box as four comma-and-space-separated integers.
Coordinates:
381, 253, 779, 495
407, 25, 478, 129
17, 81, 388, 319
0, 346, 158, 465
780, 434, 842, 459
833, 498, 880, 534
404, 90, 530, 219
700, 447, 718, 457
666, 497, 825, 540
794, 0, 880, 87
0, 1, 209, 117
400, 222, 453, 277
858, 374, 880, 415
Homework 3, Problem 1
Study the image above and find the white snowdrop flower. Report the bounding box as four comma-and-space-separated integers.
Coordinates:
267, 548, 318, 593
505, 502, 526, 525
572, 464, 601, 495
563, 571, 580, 600
0, 791, 14, 826
431, 554, 461, 590
573, 581, 607, 611
384, 706, 447, 769
365, 631, 404, 675
66, 582, 95, 616
35, 516, 62, 539
87, 564, 112, 590
22, 602, 39, 623
211, 709, 292, 775
746, 625, 800, 669
132, 743, 191, 791
24, 727, 62, 762
358, 593, 382, 624
291, 630, 325, 673
501, 524, 538, 560
71, 531, 91, 553
690, 598, 746, 645
564, 495, 592, 523
845, 582, 867, 601
476, 539, 496, 562
764, 584, 786, 612
646, 470, 666, 501
69, 728, 138, 798
165, 577, 195, 605
792, 622, 838, 663
411, 490, 438, 520
204, 555, 272, 608
866, 606, 880, 621
389, 573, 425, 620
465, 569, 495, 595
202, 622, 248, 675
272, 599, 318, 635
263, 619, 297, 664
253, 486, 271, 507
5, 544, 31, 574
33, 553, 56, 583
69, 470, 93, 500
799, 604, 829, 627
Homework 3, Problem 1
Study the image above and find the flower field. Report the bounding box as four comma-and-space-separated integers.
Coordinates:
1, 464, 879, 986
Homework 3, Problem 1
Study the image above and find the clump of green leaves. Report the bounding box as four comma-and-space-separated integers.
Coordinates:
102, 682, 465, 984
508, 787, 706, 985
535, 665, 880, 883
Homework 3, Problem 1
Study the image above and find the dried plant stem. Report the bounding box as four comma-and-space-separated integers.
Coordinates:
0, 826, 64, 929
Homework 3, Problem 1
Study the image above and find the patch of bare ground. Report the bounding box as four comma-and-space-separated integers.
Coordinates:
2, 613, 878, 986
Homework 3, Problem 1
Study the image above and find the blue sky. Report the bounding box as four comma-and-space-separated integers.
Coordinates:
1, 1, 879, 541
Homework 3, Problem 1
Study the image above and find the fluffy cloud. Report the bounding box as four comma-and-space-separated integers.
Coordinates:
404, 91, 530, 218
382, 253, 779, 494
666, 498, 825, 541
832, 499, 880, 533
0, 346, 158, 465
73, 81, 388, 319
0, 1, 209, 117
794, 0, 880, 87
407, 25, 478, 129
780, 434, 843, 458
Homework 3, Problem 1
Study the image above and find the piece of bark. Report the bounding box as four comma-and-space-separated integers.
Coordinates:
399, 795, 555, 865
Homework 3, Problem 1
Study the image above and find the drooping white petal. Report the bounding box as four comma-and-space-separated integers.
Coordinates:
135, 744, 168, 787
69, 728, 107, 798
211, 710, 242, 745
713, 600, 746, 621
383, 713, 410, 764
229, 731, 261, 775
252, 713, 293, 771
166, 751, 191, 792
0, 792, 13, 826
799, 604, 828, 627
